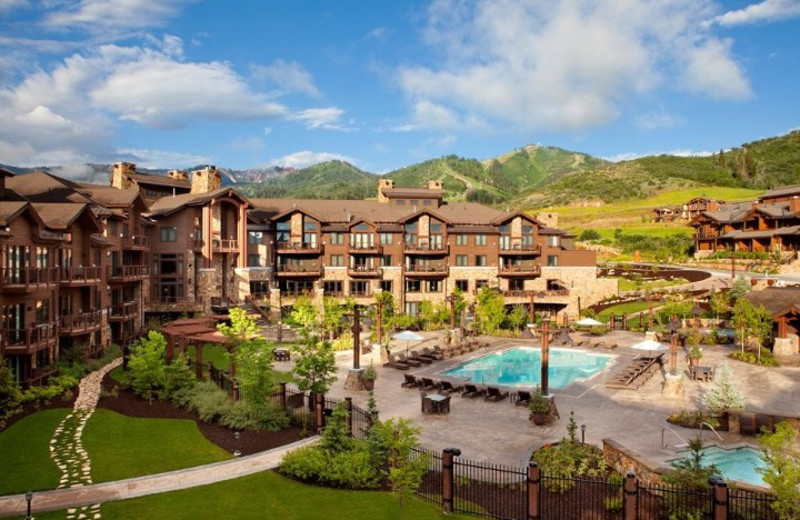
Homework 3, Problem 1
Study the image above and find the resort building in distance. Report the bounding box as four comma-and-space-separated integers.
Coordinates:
0, 162, 615, 387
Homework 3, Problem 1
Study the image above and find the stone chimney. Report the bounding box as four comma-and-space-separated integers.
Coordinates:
426, 180, 443, 191
790, 197, 800, 214
536, 212, 559, 229
0, 168, 13, 199
111, 162, 135, 190
168, 170, 188, 181
191, 165, 221, 194
377, 179, 394, 203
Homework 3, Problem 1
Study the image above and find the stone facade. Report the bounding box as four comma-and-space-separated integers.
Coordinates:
190, 166, 221, 194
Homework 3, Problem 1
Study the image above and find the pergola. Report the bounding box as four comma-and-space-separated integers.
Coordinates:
161, 317, 234, 379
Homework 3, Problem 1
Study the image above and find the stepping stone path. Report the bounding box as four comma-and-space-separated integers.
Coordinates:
50, 358, 122, 520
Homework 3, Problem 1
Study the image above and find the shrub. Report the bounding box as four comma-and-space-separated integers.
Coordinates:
85, 344, 123, 372
161, 353, 196, 401
280, 445, 381, 489
187, 381, 233, 423
0, 356, 23, 419
729, 348, 780, 366
579, 229, 601, 241
220, 401, 289, 431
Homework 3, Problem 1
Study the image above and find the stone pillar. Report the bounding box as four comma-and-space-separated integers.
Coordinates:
711, 478, 729, 520
527, 461, 541, 520
315, 392, 325, 433
623, 472, 637, 520
237, 203, 247, 269
195, 343, 204, 380
442, 448, 461, 514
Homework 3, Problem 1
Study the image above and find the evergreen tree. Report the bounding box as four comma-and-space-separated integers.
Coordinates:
701, 363, 745, 416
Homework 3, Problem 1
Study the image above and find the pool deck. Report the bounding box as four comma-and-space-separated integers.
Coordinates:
324, 329, 800, 469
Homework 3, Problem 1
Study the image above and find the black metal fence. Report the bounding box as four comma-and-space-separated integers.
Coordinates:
453, 458, 527, 520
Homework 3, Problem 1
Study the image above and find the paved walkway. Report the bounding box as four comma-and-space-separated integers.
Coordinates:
0, 437, 318, 517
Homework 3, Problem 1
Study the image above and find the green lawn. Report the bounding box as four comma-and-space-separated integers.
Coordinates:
83, 409, 231, 483
612, 277, 689, 292
595, 301, 654, 323
0, 408, 70, 495
25, 470, 469, 520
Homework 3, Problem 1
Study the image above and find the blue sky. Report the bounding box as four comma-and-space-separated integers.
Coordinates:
0, 0, 799, 175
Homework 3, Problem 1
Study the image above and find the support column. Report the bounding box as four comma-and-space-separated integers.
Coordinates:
442, 448, 461, 514
315, 392, 325, 433
609, 313, 615, 331
541, 320, 550, 396
711, 478, 729, 520
165, 334, 175, 364
237, 203, 247, 269
195, 343, 204, 380
527, 461, 541, 520
670, 333, 678, 374
623, 472, 638, 520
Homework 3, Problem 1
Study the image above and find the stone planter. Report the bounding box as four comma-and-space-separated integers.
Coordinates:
530, 412, 548, 426
363, 380, 375, 391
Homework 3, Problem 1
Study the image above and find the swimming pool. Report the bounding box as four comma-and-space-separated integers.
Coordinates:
441, 347, 614, 389
669, 446, 766, 487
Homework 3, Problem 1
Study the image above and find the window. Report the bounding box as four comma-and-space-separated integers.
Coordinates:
455, 234, 467, 246
329, 232, 344, 245
499, 236, 511, 250
350, 233, 374, 249
410, 200, 418, 206
329, 254, 344, 267
36, 300, 49, 323
109, 220, 118, 236
247, 254, 261, 267
547, 235, 560, 247
475, 234, 487, 246
323, 281, 343, 296
276, 222, 290, 231
396, 199, 405, 205
522, 235, 534, 246
430, 223, 442, 232
523, 225, 533, 234
381, 255, 393, 266
405, 302, 419, 315
160, 227, 177, 242
250, 281, 270, 297
499, 224, 510, 232
455, 255, 468, 266
304, 221, 318, 230
404, 223, 418, 232
428, 280, 441, 292
455, 280, 469, 292
303, 232, 317, 247
379, 233, 393, 245
475, 255, 487, 267
350, 281, 369, 296
405, 280, 421, 293
509, 279, 525, 291
423, 200, 432, 206
36, 247, 49, 268
153, 253, 184, 303
248, 231, 263, 244
476, 280, 489, 290
547, 255, 559, 267
122, 223, 129, 238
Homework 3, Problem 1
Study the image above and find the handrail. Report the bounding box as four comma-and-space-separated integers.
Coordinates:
245, 295, 270, 321
700, 422, 725, 444
662, 427, 690, 450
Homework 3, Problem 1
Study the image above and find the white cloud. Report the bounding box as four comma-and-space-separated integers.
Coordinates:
712, 0, 800, 26
399, 0, 751, 133
266, 150, 356, 169
288, 107, 347, 130
636, 107, 683, 130
113, 148, 211, 169
251, 59, 321, 98
0, 0, 27, 14
43, 0, 198, 30
604, 148, 713, 162
366, 26, 388, 41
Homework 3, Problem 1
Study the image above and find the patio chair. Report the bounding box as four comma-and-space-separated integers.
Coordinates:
438, 380, 463, 395
421, 377, 440, 390
398, 353, 422, 368
386, 355, 410, 370
484, 386, 509, 402
401, 374, 421, 388
461, 384, 486, 399
514, 390, 532, 407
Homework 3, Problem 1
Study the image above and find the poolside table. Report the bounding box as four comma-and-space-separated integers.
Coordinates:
690, 365, 712, 381
422, 393, 450, 415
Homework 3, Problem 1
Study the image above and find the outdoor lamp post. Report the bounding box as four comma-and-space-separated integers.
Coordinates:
233, 431, 241, 457
541, 319, 550, 395
25, 491, 32, 520
580, 424, 586, 445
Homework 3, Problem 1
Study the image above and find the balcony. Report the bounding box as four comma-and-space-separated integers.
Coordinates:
276, 241, 323, 255
349, 290, 373, 298
0, 267, 59, 293
347, 266, 382, 278
404, 264, 448, 277
60, 266, 103, 287
109, 302, 139, 322
122, 235, 150, 250
403, 242, 449, 255
499, 243, 541, 256
60, 311, 103, 336
348, 243, 383, 255
212, 238, 239, 253
0, 323, 59, 354
276, 264, 322, 277
498, 264, 541, 278
697, 230, 720, 240
108, 265, 149, 283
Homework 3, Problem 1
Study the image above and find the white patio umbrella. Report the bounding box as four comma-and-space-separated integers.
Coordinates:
629, 338, 669, 358
575, 317, 603, 327
392, 330, 425, 355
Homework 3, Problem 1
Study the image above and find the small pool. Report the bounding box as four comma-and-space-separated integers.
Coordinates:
441, 347, 614, 389
669, 447, 766, 487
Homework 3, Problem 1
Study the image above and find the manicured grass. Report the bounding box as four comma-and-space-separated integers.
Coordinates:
612, 277, 689, 292
595, 301, 654, 323
83, 409, 231, 483
28, 470, 469, 520
0, 408, 71, 495
593, 226, 693, 239
187, 344, 231, 370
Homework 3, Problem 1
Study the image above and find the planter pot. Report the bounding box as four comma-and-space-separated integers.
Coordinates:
530, 412, 548, 426
689, 357, 700, 367
363, 380, 375, 391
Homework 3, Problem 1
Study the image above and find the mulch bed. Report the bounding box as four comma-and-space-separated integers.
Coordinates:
96, 374, 304, 456
1, 391, 78, 432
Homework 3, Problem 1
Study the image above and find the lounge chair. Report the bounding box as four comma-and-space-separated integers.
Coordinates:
484, 386, 509, 402
401, 374, 421, 388
604, 343, 618, 351
398, 353, 422, 368
408, 351, 433, 365
514, 390, 532, 407
386, 355, 410, 371
438, 380, 463, 395
422, 347, 443, 361
421, 377, 440, 390
461, 384, 486, 399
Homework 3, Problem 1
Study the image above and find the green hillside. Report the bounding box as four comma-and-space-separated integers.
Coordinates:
385, 155, 494, 201
239, 161, 377, 200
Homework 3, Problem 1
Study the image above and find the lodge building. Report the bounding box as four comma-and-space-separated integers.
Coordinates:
0, 163, 616, 387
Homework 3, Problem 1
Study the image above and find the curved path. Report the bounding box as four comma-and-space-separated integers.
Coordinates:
1, 434, 317, 517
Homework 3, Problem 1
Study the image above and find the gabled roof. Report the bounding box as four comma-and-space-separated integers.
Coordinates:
6, 171, 92, 203
396, 207, 450, 224
31, 203, 101, 232
698, 201, 753, 224
0, 201, 31, 226
759, 184, 800, 201
489, 210, 544, 227
346, 217, 377, 229
744, 287, 800, 317
720, 225, 800, 240
145, 188, 249, 218
78, 185, 147, 210
754, 203, 795, 219
128, 171, 191, 190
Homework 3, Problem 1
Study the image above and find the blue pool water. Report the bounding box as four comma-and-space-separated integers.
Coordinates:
670, 447, 766, 487
441, 347, 614, 389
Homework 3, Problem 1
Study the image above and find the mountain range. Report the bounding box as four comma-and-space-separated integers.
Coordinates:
3, 130, 799, 209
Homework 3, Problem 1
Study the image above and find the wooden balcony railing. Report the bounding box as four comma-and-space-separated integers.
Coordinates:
212, 238, 238, 252
21, 366, 60, 390
276, 241, 323, 254
499, 243, 541, 255
1, 323, 59, 354
349, 290, 373, 298
348, 243, 383, 255
276, 264, 322, 277
108, 265, 149, 282
122, 235, 150, 249
498, 264, 541, 277
403, 242, 449, 255
109, 302, 138, 320
347, 266, 382, 278
60, 311, 103, 335
0, 267, 60, 293
502, 289, 570, 298
404, 264, 448, 277
60, 266, 102, 287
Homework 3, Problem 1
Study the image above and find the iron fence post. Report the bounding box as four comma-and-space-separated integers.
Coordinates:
442, 448, 461, 514
710, 477, 729, 520
315, 392, 325, 433
623, 472, 638, 520
527, 461, 540, 520
279, 382, 287, 411
345, 397, 353, 436
232, 379, 239, 402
